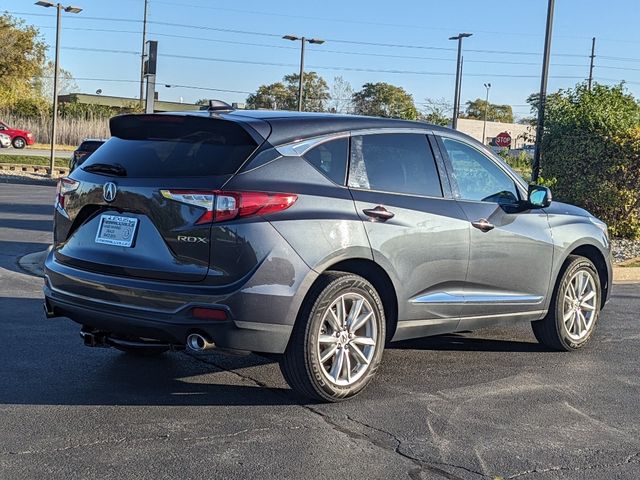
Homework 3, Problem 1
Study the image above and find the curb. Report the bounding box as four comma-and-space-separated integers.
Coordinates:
0, 163, 69, 176
613, 266, 640, 285
18, 247, 50, 278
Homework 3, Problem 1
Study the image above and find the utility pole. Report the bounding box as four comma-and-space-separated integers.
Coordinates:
283, 35, 325, 112
449, 33, 472, 129
143, 40, 158, 114
482, 83, 491, 145
588, 37, 596, 91
139, 0, 149, 106
35, 1, 82, 178
532, 0, 555, 183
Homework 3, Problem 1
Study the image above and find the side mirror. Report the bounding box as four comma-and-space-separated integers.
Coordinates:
528, 185, 552, 208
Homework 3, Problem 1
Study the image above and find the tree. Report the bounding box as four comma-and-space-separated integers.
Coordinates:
0, 13, 47, 107
539, 82, 640, 238
352, 82, 419, 120
462, 98, 514, 123
420, 97, 452, 126
245, 72, 330, 112
328, 76, 354, 114
35, 61, 78, 100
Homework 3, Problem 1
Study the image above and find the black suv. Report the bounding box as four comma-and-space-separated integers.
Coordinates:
44, 106, 611, 401
69, 139, 106, 172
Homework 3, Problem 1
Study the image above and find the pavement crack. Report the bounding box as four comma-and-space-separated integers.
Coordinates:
508, 451, 640, 478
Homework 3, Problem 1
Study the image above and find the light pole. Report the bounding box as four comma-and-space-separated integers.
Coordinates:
449, 32, 472, 130
532, 0, 555, 183
139, 0, 149, 105
482, 83, 491, 145
283, 35, 325, 111
35, 1, 82, 178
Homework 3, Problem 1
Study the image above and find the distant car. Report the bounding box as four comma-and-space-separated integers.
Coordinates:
0, 133, 10, 148
69, 139, 106, 172
0, 120, 35, 149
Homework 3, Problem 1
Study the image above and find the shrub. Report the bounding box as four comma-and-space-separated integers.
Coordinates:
540, 83, 640, 238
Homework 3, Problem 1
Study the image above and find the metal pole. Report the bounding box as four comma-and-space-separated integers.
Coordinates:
588, 36, 596, 91
139, 0, 148, 105
452, 38, 463, 129
297, 37, 306, 112
482, 83, 491, 145
49, 3, 62, 178
532, 0, 555, 183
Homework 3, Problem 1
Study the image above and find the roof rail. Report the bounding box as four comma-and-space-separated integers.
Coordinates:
200, 99, 235, 112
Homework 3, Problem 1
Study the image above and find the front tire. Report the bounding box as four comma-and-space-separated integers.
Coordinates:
12, 137, 26, 149
280, 272, 386, 402
532, 255, 601, 351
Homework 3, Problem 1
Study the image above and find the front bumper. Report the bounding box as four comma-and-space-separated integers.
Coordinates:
43, 245, 317, 354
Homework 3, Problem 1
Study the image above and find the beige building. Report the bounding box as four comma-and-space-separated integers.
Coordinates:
457, 118, 535, 149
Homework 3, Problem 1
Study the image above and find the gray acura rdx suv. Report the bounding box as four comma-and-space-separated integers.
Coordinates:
44, 103, 612, 401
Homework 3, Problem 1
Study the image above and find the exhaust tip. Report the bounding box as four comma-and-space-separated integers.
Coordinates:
186, 333, 213, 352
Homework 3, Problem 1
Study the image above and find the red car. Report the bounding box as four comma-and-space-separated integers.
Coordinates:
0, 120, 35, 149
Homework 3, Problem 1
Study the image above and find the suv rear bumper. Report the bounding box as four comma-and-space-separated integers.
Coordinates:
43, 246, 317, 354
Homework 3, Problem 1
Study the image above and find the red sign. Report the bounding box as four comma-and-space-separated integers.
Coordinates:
495, 131, 512, 148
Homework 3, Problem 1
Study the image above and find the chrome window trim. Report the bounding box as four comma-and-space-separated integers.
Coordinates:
274, 127, 434, 157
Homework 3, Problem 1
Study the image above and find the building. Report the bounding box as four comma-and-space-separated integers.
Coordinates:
58, 93, 201, 112
457, 118, 535, 149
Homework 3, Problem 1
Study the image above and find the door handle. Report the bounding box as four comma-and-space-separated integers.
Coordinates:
471, 218, 495, 232
363, 206, 395, 221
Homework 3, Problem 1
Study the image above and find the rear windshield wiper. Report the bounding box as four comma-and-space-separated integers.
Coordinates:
82, 163, 127, 176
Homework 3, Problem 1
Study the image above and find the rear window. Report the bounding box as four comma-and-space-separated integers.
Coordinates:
79, 141, 104, 152
82, 115, 259, 177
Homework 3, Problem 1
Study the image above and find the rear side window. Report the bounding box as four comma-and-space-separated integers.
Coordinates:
303, 137, 348, 185
82, 115, 258, 177
348, 133, 443, 197
79, 141, 103, 152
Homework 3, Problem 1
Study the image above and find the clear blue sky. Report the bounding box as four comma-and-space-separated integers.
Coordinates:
4, 0, 640, 118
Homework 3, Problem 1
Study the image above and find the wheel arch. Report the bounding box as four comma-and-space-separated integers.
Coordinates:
320, 258, 399, 343
568, 244, 610, 308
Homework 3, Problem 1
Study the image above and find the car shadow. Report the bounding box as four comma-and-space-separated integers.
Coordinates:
389, 332, 547, 353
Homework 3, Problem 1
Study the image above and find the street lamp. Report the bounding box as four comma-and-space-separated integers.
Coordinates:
35, 1, 83, 178
532, 0, 555, 182
283, 35, 325, 112
449, 32, 472, 130
482, 83, 491, 145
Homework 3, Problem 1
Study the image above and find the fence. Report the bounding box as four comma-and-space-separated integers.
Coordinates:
2, 113, 110, 146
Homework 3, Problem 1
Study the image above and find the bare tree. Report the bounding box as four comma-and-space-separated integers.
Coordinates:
329, 76, 354, 114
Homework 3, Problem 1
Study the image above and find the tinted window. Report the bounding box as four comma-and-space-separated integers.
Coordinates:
82, 115, 258, 178
303, 137, 348, 185
79, 141, 104, 152
348, 133, 442, 197
441, 137, 519, 204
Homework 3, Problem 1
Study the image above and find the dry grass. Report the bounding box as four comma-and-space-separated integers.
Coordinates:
3, 114, 110, 147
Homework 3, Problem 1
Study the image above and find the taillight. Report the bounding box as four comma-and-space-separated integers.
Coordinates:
160, 190, 297, 224
56, 177, 79, 210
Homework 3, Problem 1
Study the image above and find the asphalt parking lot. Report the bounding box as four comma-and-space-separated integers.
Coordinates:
1, 181, 639, 480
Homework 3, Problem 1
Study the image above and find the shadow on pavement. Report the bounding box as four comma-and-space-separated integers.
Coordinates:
390, 332, 546, 353
0, 218, 53, 232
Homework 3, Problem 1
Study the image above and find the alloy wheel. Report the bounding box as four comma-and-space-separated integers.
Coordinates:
562, 269, 598, 341
317, 292, 378, 386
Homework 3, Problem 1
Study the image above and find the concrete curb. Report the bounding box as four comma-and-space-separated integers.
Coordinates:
18, 247, 50, 278
16, 247, 640, 284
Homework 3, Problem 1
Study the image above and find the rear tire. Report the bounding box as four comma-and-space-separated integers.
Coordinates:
532, 255, 601, 351
280, 272, 386, 402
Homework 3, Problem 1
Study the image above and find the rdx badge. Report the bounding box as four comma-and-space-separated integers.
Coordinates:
177, 236, 208, 243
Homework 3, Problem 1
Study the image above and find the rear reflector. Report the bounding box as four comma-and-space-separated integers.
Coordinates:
191, 307, 228, 321
160, 190, 297, 224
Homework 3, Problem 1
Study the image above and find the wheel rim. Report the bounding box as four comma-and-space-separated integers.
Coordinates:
562, 269, 598, 341
14, 138, 24, 148
316, 292, 377, 387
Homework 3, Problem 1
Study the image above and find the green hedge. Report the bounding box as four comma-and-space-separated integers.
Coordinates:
540, 84, 640, 239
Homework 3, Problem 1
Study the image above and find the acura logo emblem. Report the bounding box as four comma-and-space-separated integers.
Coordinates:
103, 182, 117, 202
